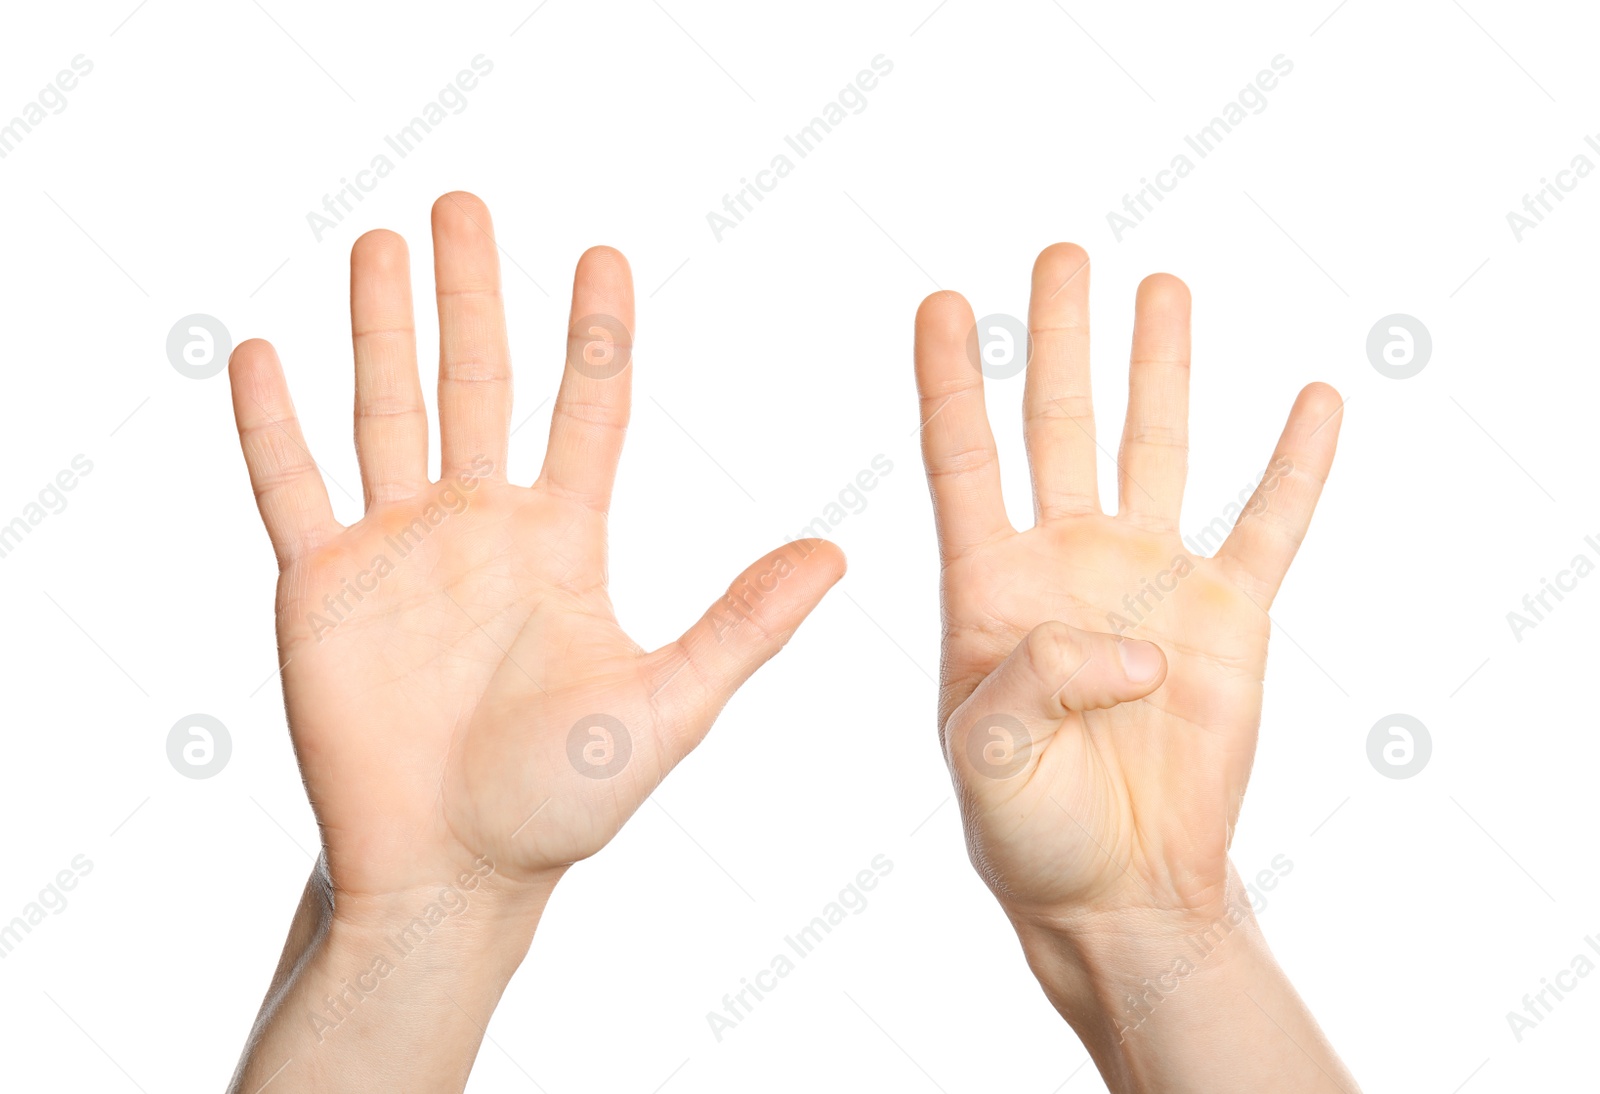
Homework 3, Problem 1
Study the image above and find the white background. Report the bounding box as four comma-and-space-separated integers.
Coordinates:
0, 1, 1595, 1090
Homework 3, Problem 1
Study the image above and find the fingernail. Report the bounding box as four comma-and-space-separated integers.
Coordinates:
1117, 638, 1162, 682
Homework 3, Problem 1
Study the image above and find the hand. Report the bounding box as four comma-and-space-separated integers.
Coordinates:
227, 193, 844, 1091
230, 191, 845, 916
914, 243, 1341, 932
914, 244, 1358, 1091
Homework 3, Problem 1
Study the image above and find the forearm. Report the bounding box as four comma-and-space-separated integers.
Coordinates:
1012, 869, 1359, 1093
229, 858, 556, 1093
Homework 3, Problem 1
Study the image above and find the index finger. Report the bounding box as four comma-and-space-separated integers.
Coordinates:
914, 291, 1014, 562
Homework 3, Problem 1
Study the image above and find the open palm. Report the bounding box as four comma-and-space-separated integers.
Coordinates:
230, 193, 843, 908
915, 244, 1341, 922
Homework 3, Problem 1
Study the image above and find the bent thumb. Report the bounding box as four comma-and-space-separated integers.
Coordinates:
948, 621, 1166, 782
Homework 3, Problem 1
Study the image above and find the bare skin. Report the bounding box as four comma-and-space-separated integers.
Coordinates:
916, 243, 1359, 1092
227, 193, 843, 1092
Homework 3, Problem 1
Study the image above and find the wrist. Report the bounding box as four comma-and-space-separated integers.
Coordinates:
1006, 875, 1279, 1090
319, 860, 562, 995
1012, 898, 1266, 1027
229, 862, 562, 1093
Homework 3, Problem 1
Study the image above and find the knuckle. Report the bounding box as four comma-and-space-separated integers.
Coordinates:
1024, 621, 1079, 675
